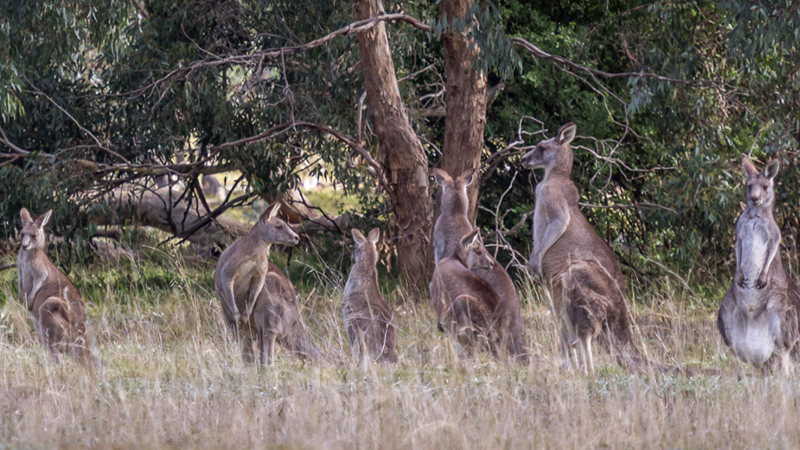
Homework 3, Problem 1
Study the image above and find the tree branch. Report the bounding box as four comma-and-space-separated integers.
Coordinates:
0, 126, 31, 155
510, 36, 721, 88
120, 13, 433, 96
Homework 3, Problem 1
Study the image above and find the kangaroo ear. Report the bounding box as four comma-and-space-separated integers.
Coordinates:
352, 229, 367, 245
764, 159, 780, 180
35, 210, 52, 229
433, 168, 452, 187
459, 168, 477, 186
557, 122, 577, 146
460, 229, 480, 248
367, 228, 380, 244
742, 157, 759, 176
20, 208, 33, 225
259, 203, 281, 224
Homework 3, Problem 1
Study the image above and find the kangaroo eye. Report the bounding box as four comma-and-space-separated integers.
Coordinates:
275, 224, 284, 230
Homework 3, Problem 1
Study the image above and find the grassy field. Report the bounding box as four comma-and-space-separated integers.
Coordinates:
1, 245, 800, 449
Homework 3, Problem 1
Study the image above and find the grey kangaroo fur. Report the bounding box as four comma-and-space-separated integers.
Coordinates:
431, 229, 511, 359
17, 208, 98, 366
522, 123, 671, 375
433, 168, 529, 364
718, 158, 800, 374
342, 228, 398, 364
247, 260, 324, 365
215, 203, 321, 366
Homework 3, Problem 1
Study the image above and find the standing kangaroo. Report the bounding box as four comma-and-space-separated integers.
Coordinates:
17, 208, 96, 365
718, 158, 800, 374
431, 229, 510, 359
215, 203, 309, 365
249, 261, 324, 365
433, 169, 528, 363
521, 123, 645, 375
342, 228, 398, 364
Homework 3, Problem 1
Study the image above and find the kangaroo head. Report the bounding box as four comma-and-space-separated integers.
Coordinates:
19, 208, 52, 252
742, 158, 779, 208
351, 228, 380, 266
433, 168, 476, 214
255, 203, 300, 246
521, 122, 577, 175
457, 229, 494, 271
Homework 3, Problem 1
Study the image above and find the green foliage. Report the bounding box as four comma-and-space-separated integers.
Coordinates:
478, 0, 800, 280
2, 0, 799, 286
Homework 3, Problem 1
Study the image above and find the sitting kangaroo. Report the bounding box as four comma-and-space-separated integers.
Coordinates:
718, 158, 800, 374
521, 123, 648, 375
432, 168, 528, 363
17, 208, 97, 365
342, 228, 398, 364
247, 261, 324, 365
431, 229, 510, 359
215, 203, 307, 365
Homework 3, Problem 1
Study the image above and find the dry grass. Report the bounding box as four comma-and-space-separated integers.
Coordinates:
1, 255, 799, 449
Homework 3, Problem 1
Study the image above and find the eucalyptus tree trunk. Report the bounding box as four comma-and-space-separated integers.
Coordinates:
438, 0, 487, 224
353, 0, 434, 292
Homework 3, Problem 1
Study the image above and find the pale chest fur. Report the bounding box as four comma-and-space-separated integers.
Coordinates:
736, 211, 777, 282
532, 182, 549, 248
17, 250, 53, 305
218, 241, 270, 300
532, 179, 576, 252
343, 266, 378, 306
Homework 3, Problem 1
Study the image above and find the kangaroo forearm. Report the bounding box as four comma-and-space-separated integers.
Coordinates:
534, 220, 568, 263
734, 238, 742, 273
246, 276, 265, 317
17, 273, 23, 304
763, 238, 780, 274
29, 274, 46, 307
225, 283, 239, 316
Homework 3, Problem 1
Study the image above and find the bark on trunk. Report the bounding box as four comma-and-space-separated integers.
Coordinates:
353, 0, 434, 292
438, 0, 487, 224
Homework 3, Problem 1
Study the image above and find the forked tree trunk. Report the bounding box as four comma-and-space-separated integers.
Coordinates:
353, 0, 434, 292
438, 0, 487, 224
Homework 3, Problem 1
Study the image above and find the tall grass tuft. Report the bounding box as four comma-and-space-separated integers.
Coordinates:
0, 251, 797, 449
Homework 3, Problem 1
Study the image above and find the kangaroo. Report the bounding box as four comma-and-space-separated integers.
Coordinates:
214, 203, 301, 362
433, 168, 476, 263
17, 208, 96, 366
245, 262, 324, 366
521, 123, 647, 375
431, 229, 513, 359
718, 158, 800, 374
433, 168, 528, 363
342, 228, 398, 364
37, 287, 98, 365
215, 203, 299, 324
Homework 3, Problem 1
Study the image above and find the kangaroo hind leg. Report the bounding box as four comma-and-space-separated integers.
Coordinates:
452, 295, 493, 360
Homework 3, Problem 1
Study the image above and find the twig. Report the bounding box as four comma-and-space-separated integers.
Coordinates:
510, 37, 724, 88
578, 202, 677, 214
114, 13, 433, 97
0, 126, 31, 155
25, 82, 131, 164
